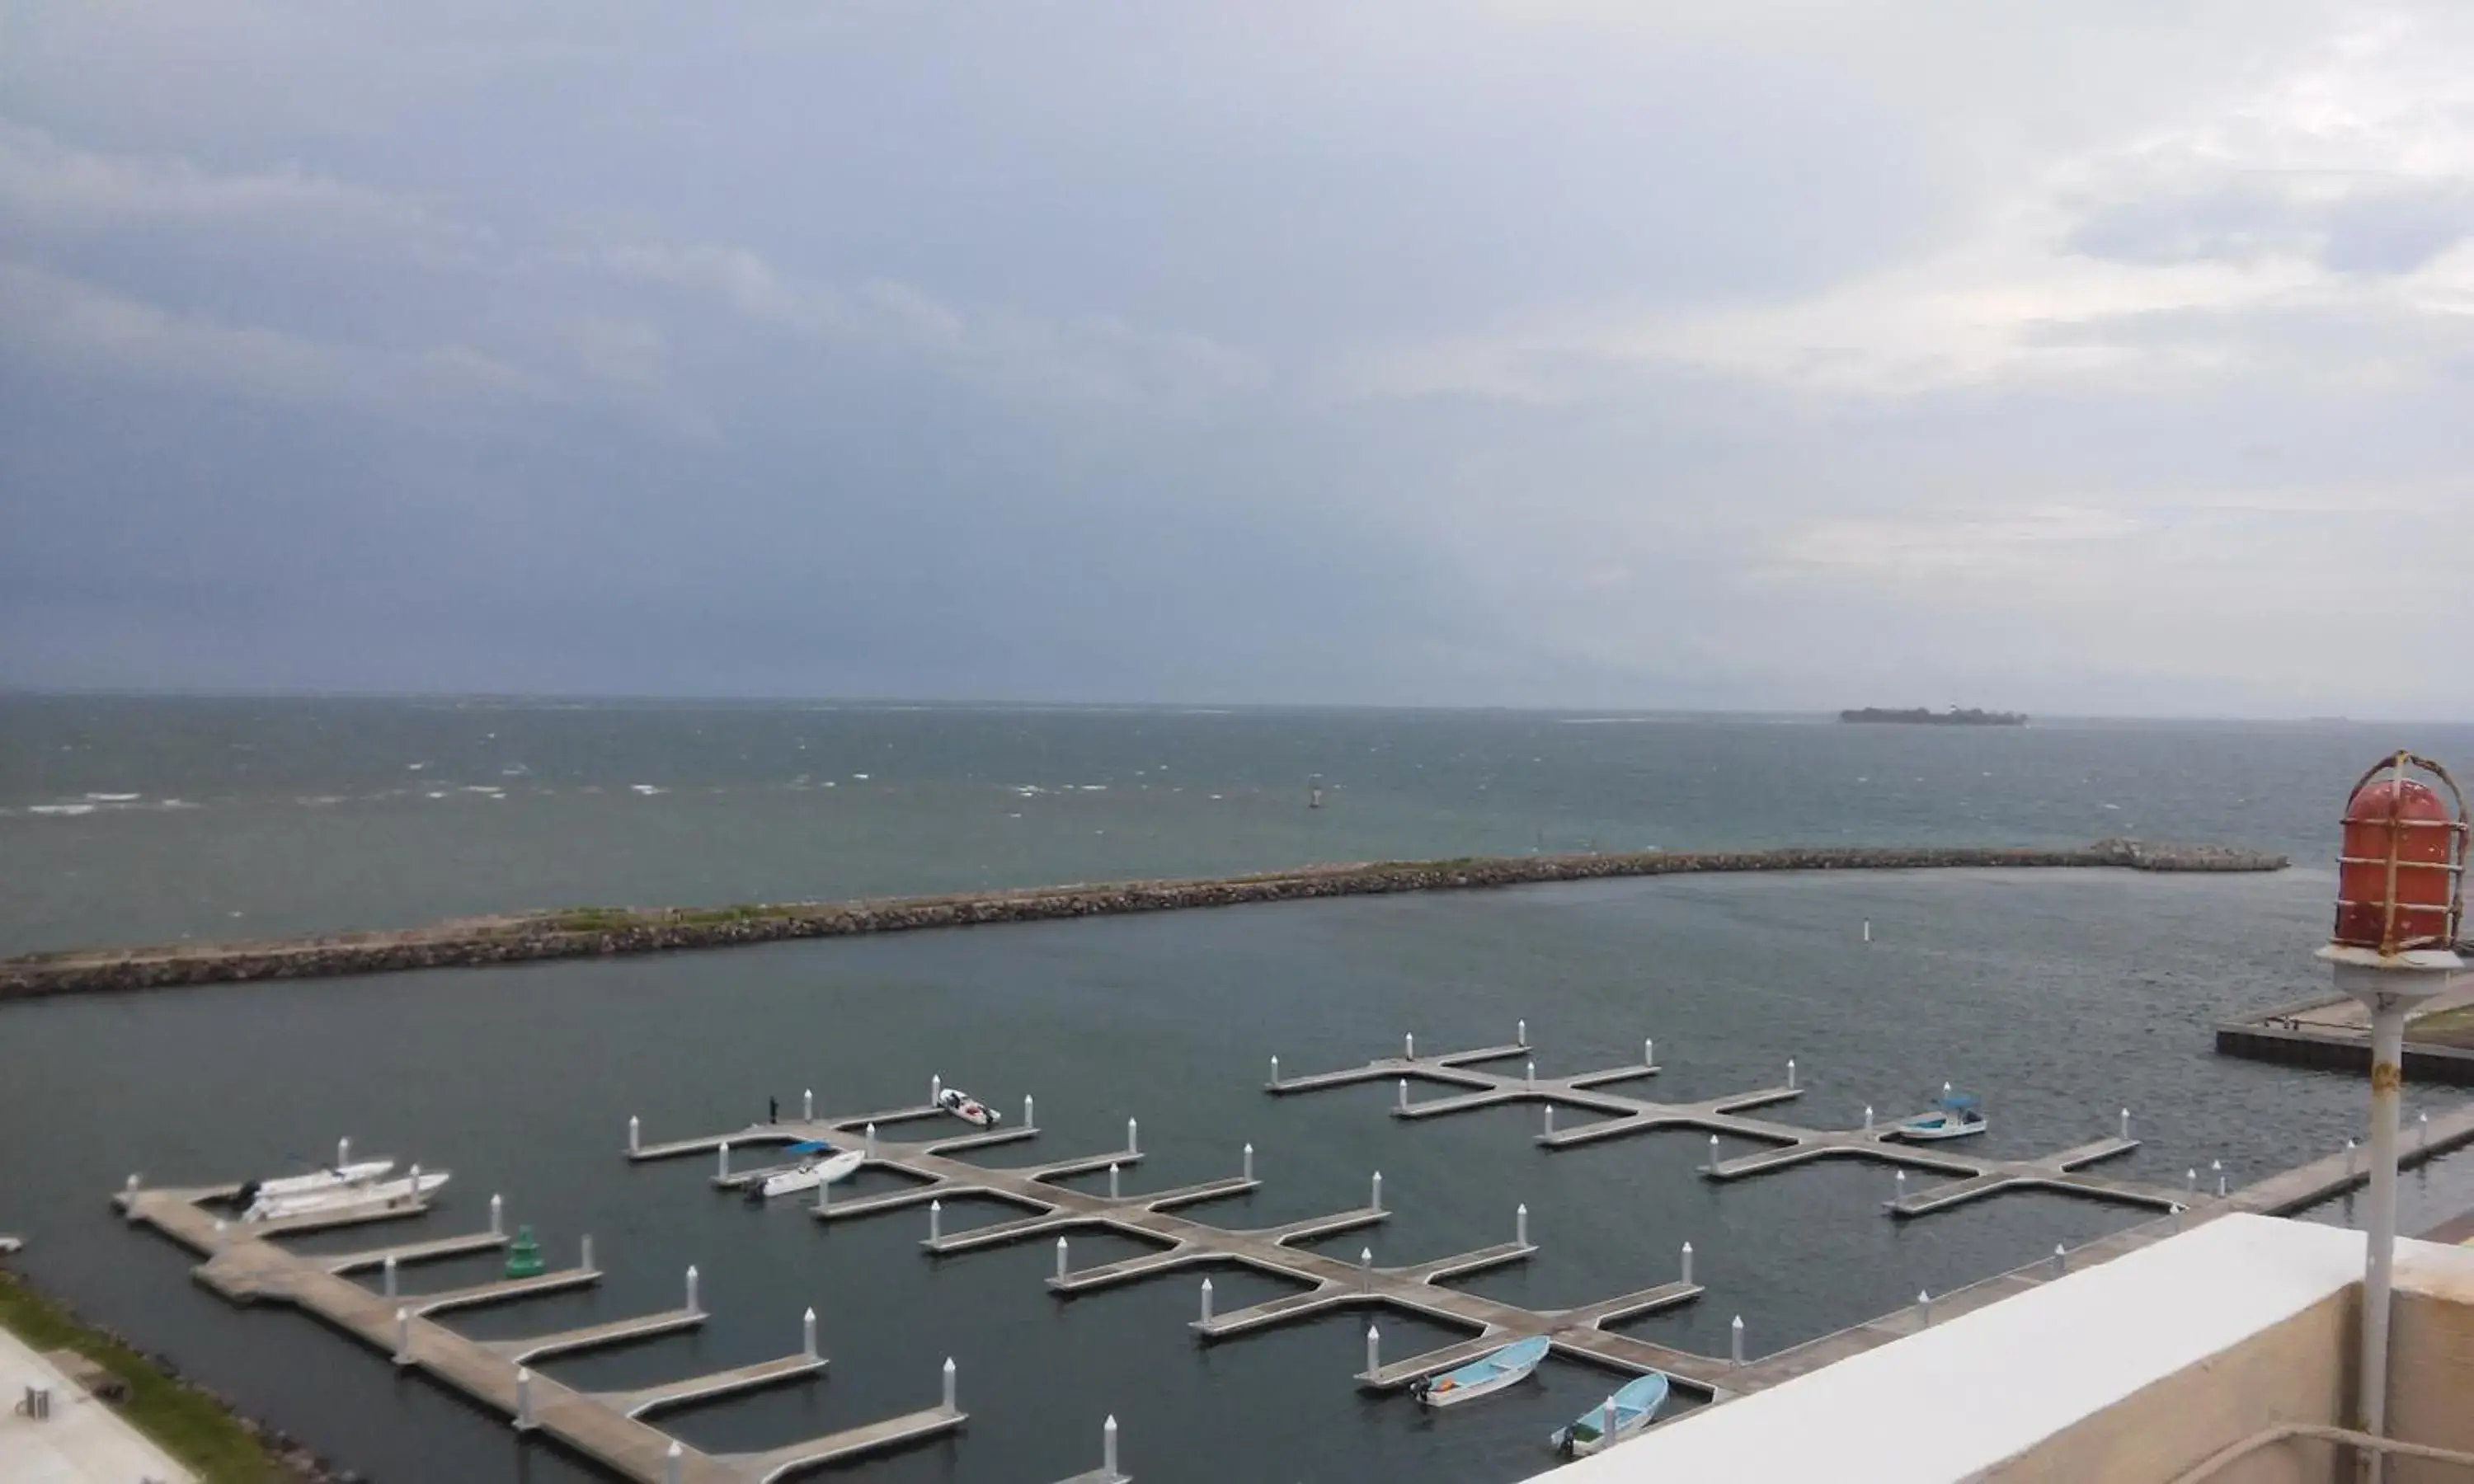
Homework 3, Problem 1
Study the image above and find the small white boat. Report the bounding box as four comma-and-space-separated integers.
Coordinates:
1551, 1372, 1670, 1456
1409, 1335, 1549, 1408
1897, 1092, 1987, 1142
753, 1148, 864, 1200
245, 1171, 449, 1222
936, 1087, 1000, 1128
243, 1159, 397, 1203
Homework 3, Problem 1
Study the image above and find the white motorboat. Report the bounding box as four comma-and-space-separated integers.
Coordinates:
1896, 1092, 1987, 1142
242, 1159, 396, 1204
1409, 1336, 1549, 1409
753, 1148, 864, 1200
936, 1087, 1000, 1128
244, 1170, 449, 1222
1551, 1372, 1670, 1455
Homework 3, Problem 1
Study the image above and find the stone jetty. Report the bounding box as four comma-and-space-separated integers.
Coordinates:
0, 838, 2283, 999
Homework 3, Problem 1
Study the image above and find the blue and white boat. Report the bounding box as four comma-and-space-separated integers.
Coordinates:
750, 1142, 863, 1200
1551, 1372, 1670, 1456
1898, 1091, 1987, 1142
1409, 1336, 1549, 1409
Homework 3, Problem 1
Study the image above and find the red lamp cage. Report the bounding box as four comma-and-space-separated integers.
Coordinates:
2332, 751, 2467, 957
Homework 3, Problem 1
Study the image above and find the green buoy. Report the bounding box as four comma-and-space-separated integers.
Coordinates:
505, 1223, 544, 1280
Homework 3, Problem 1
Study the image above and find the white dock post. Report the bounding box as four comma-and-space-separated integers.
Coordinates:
1863, 918, 1872, 943
931, 1073, 942, 1103
1104, 1416, 1119, 1479
1360, 1246, 1373, 1290
338, 1136, 351, 1167
2347, 1138, 2359, 1176
1371, 1172, 1383, 1210
1942, 1081, 1953, 1099
1023, 1095, 1035, 1128
942, 1356, 957, 1411
1517, 1018, 1526, 1046
1602, 1400, 1618, 1447
1404, 1031, 1415, 1059
125, 1172, 140, 1196
2171, 1203, 2185, 1233
1516, 1203, 1529, 1247
1730, 1315, 1745, 1364
1200, 1275, 1214, 1323
1398, 1078, 1409, 1111
2212, 1158, 2225, 1197
515, 1366, 534, 1431
718, 1142, 731, 1181
1644, 1038, 1654, 1068
1681, 1240, 1693, 1285
1056, 1236, 1070, 1283
1526, 1059, 1536, 1086
1894, 1168, 1907, 1201
1787, 1057, 1797, 1090
1243, 1143, 1254, 1181
2421, 1110, 2432, 1150
628, 1115, 640, 1155
581, 1234, 594, 1271
1108, 1162, 1121, 1200
803, 1306, 818, 1361
2187, 1167, 2199, 1191
393, 1306, 411, 1364
1544, 1105, 1555, 1137
1127, 1117, 1139, 1154
865, 1122, 879, 1159
685, 1264, 699, 1313
929, 1200, 941, 1242
1864, 1104, 1874, 1131
383, 1254, 397, 1299
1366, 1323, 1380, 1374
803, 1088, 813, 1121
666, 1440, 682, 1484
1918, 1289, 1932, 1327
2119, 1107, 2131, 1141
1270, 1054, 1280, 1085
2052, 1243, 2067, 1277
1708, 1133, 1720, 1167
490, 1193, 503, 1237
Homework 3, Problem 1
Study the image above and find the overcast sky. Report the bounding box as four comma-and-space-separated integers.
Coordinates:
4, 3, 2471, 716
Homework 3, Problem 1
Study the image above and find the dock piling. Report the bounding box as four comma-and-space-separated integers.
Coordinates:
1056, 1236, 1069, 1283
685, 1264, 699, 1314
804, 1088, 814, 1121
1526, 1059, 1536, 1086
1864, 1105, 1874, 1131
1917, 1289, 1932, 1327
1730, 1315, 1745, 1364
2422, 1110, 2432, 1149
515, 1366, 534, 1431
337, 1137, 351, 1167
804, 1306, 818, 1361
2347, 1139, 2358, 1176
628, 1116, 640, 1155
1366, 1324, 1380, 1374
865, 1122, 878, 1159
581, 1234, 594, 1271
1787, 1058, 1797, 1090
2119, 1107, 2131, 1141
1398, 1078, 1408, 1111
125, 1172, 139, 1196
1864, 918, 1872, 943
383, 1254, 397, 1299
1024, 1095, 1035, 1128
1681, 1240, 1693, 1285
1371, 1171, 1383, 1211
1105, 1416, 1119, 1479
1544, 1106, 1555, 1137
1645, 1037, 1654, 1068
1242, 1143, 1253, 1181
929, 1200, 942, 1242
394, 1306, 411, 1365
1708, 1133, 1720, 1167
931, 1073, 942, 1103
718, 1143, 730, 1180
491, 1193, 503, 1238
1517, 1018, 1526, 1046
1404, 1032, 1415, 1059
943, 1357, 957, 1411
1894, 1168, 1907, 1202
1109, 1163, 1121, 1200
1201, 1276, 1213, 1323
2052, 1243, 2067, 1277
666, 1441, 682, 1484
1127, 1117, 1140, 1155
2212, 1158, 2225, 1197
2187, 1167, 2199, 1192
817, 1169, 831, 1213
1270, 1055, 1280, 1085
1516, 1203, 1528, 1247
1360, 1247, 1372, 1290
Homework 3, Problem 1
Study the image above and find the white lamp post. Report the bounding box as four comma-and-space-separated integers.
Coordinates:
2317, 750, 2466, 1484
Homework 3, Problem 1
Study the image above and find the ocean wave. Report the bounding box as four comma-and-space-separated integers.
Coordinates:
631, 784, 666, 796
85, 791, 141, 802
299, 796, 347, 807
30, 804, 96, 816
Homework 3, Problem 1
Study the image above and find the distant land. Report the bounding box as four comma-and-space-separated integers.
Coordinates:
1839, 707, 2029, 726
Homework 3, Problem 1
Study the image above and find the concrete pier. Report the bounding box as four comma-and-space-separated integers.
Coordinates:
115, 1185, 966, 1482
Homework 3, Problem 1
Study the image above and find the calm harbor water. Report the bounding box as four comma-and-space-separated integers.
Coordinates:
2, 700, 2472, 1482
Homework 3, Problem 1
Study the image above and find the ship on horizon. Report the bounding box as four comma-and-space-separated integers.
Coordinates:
1839, 707, 2028, 726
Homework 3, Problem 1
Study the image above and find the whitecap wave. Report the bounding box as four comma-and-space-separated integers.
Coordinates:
631, 783, 666, 796
31, 804, 96, 816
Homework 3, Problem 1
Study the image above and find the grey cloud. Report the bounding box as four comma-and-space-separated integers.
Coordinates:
2067, 173, 2474, 275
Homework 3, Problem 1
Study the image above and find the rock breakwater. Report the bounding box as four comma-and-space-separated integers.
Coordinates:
0, 838, 2284, 999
